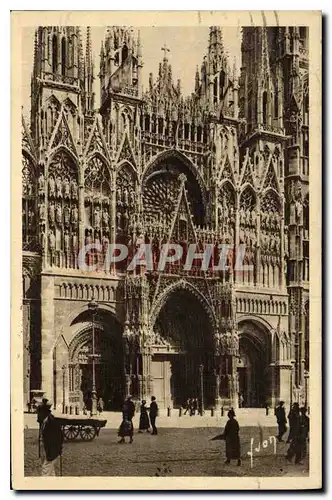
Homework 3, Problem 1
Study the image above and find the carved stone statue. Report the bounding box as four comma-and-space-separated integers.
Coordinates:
64, 229, 70, 253
102, 208, 109, 227
63, 177, 70, 198
38, 173, 45, 195
71, 204, 78, 225
63, 205, 70, 226
55, 177, 62, 198
48, 229, 56, 251
94, 207, 101, 228
71, 179, 78, 199
38, 202, 46, 221
48, 176, 55, 197
48, 202, 55, 225
55, 203, 62, 224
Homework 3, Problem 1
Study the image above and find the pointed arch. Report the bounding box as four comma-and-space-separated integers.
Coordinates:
84, 154, 111, 197
240, 184, 257, 210
142, 149, 207, 225
261, 188, 281, 213
150, 279, 217, 332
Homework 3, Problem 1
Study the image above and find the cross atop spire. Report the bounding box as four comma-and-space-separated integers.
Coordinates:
161, 43, 170, 59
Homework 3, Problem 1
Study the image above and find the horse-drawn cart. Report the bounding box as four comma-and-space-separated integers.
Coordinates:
55, 415, 107, 441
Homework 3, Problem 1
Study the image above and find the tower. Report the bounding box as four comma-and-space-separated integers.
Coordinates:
281, 27, 310, 402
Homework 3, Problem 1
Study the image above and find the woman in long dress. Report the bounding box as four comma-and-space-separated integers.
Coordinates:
118, 403, 134, 443
222, 409, 241, 465
138, 400, 150, 432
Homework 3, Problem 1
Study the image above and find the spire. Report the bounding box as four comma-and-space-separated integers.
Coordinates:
209, 26, 224, 52
195, 65, 200, 93
86, 26, 93, 72
137, 30, 142, 59
259, 27, 270, 79
161, 43, 170, 61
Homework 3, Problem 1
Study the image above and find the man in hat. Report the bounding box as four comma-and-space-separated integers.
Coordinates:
40, 401, 63, 476
222, 409, 241, 466
275, 401, 287, 442
149, 396, 159, 435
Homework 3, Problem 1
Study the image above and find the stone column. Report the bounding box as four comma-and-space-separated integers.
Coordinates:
141, 350, 152, 400
41, 275, 55, 400
279, 364, 293, 409
214, 367, 222, 409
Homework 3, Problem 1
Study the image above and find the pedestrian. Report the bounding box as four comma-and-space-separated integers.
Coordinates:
238, 393, 244, 408
221, 409, 241, 466
286, 403, 303, 464
184, 398, 191, 415
299, 406, 310, 460
40, 401, 63, 476
138, 400, 150, 433
192, 398, 198, 416
118, 413, 134, 444
37, 397, 52, 427
275, 400, 287, 442
123, 395, 135, 423
149, 396, 159, 435
97, 397, 104, 414
287, 402, 299, 443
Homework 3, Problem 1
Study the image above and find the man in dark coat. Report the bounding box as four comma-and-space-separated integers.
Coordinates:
149, 396, 158, 435
286, 403, 304, 464
37, 397, 51, 426
40, 404, 63, 476
287, 402, 299, 443
275, 401, 287, 442
222, 409, 241, 466
123, 395, 135, 422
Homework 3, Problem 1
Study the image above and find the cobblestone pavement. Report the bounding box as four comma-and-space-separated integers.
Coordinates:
24, 427, 309, 477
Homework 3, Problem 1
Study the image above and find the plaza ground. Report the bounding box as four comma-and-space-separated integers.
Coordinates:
24, 419, 309, 477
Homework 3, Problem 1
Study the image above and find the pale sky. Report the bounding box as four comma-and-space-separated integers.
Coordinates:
21, 26, 242, 119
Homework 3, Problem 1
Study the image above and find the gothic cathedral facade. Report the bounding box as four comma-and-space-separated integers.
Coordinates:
22, 26, 309, 411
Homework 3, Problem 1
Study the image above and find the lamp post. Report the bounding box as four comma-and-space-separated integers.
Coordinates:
88, 298, 99, 416
199, 363, 204, 415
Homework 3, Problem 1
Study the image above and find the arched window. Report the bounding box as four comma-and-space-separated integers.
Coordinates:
52, 34, 58, 74
262, 91, 268, 125
61, 38, 66, 77
144, 115, 150, 132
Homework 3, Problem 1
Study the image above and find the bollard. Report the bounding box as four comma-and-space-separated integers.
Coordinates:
167, 406, 171, 417
211, 408, 214, 417
179, 407, 182, 417
265, 405, 269, 416
221, 406, 224, 416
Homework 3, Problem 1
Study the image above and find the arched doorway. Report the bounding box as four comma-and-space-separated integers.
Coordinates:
68, 310, 124, 410
151, 287, 215, 408
237, 320, 272, 408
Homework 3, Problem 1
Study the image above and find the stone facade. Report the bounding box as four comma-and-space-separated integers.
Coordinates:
22, 26, 309, 411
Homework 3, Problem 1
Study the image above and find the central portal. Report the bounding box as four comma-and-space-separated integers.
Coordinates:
151, 287, 215, 409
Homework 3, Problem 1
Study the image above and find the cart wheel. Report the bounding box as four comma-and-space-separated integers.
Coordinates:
79, 425, 97, 441
63, 425, 80, 441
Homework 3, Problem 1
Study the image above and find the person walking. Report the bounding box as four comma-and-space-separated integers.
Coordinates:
287, 402, 299, 444
222, 409, 241, 466
97, 397, 104, 414
149, 396, 159, 435
138, 400, 150, 433
299, 406, 310, 460
275, 401, 287, 442
286, 403, 303, 464
40, 402, 63, 476
118, 413, 134, 444
191, 398, 198, 416
184, 398, 191, 415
